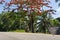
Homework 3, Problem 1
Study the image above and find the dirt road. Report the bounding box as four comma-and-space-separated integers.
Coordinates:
0, 32, 60, 40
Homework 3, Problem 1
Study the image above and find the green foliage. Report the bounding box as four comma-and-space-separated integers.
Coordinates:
0, 12, 27, 31
56, 17, 60, 22
0, 11, 59, 33
51, 19, 60, 27
36, 11, 53, 33
9, 29, 25, 32
14, 30, 25, 32
0, 0, 59, 33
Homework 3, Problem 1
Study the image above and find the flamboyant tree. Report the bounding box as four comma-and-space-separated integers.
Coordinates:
0, 0, 56, 33
0, 0, 52, 13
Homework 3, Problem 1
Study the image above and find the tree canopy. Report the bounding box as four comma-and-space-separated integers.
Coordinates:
0, 0, 57, 33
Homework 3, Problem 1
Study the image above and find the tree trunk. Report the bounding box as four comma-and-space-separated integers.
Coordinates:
28, 14, 34, 33
31, 14, 34, 33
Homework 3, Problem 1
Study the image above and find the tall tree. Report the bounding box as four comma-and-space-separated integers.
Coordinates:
0, 0, 56, 33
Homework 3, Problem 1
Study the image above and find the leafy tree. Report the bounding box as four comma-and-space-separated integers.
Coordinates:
36, 10, 55, 33
0, 12, 27, 31
56, 17, 60, 22
0, 0, 56, 33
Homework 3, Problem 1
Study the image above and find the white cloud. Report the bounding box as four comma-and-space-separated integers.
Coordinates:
56, 7, 60, 12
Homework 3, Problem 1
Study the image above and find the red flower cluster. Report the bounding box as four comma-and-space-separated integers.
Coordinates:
0, 0, 54, 15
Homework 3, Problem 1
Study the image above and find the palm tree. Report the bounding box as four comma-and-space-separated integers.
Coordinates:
36, 9, 56, 33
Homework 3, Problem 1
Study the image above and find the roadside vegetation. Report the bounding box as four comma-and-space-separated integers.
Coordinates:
0, 0, 60, 34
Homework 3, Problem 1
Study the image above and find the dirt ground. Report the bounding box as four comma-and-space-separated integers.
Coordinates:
0, 32, 60, 40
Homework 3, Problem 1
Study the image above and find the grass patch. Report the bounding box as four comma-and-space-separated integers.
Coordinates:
14, 29, 25, 32
9, 29, 25, 32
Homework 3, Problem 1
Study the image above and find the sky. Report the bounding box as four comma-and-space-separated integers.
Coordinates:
49, 0, 60, 18
0, 0, 60, 18
0, 0, 10, 13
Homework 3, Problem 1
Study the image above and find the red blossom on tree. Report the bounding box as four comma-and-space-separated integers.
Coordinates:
0, 0, 55, 15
